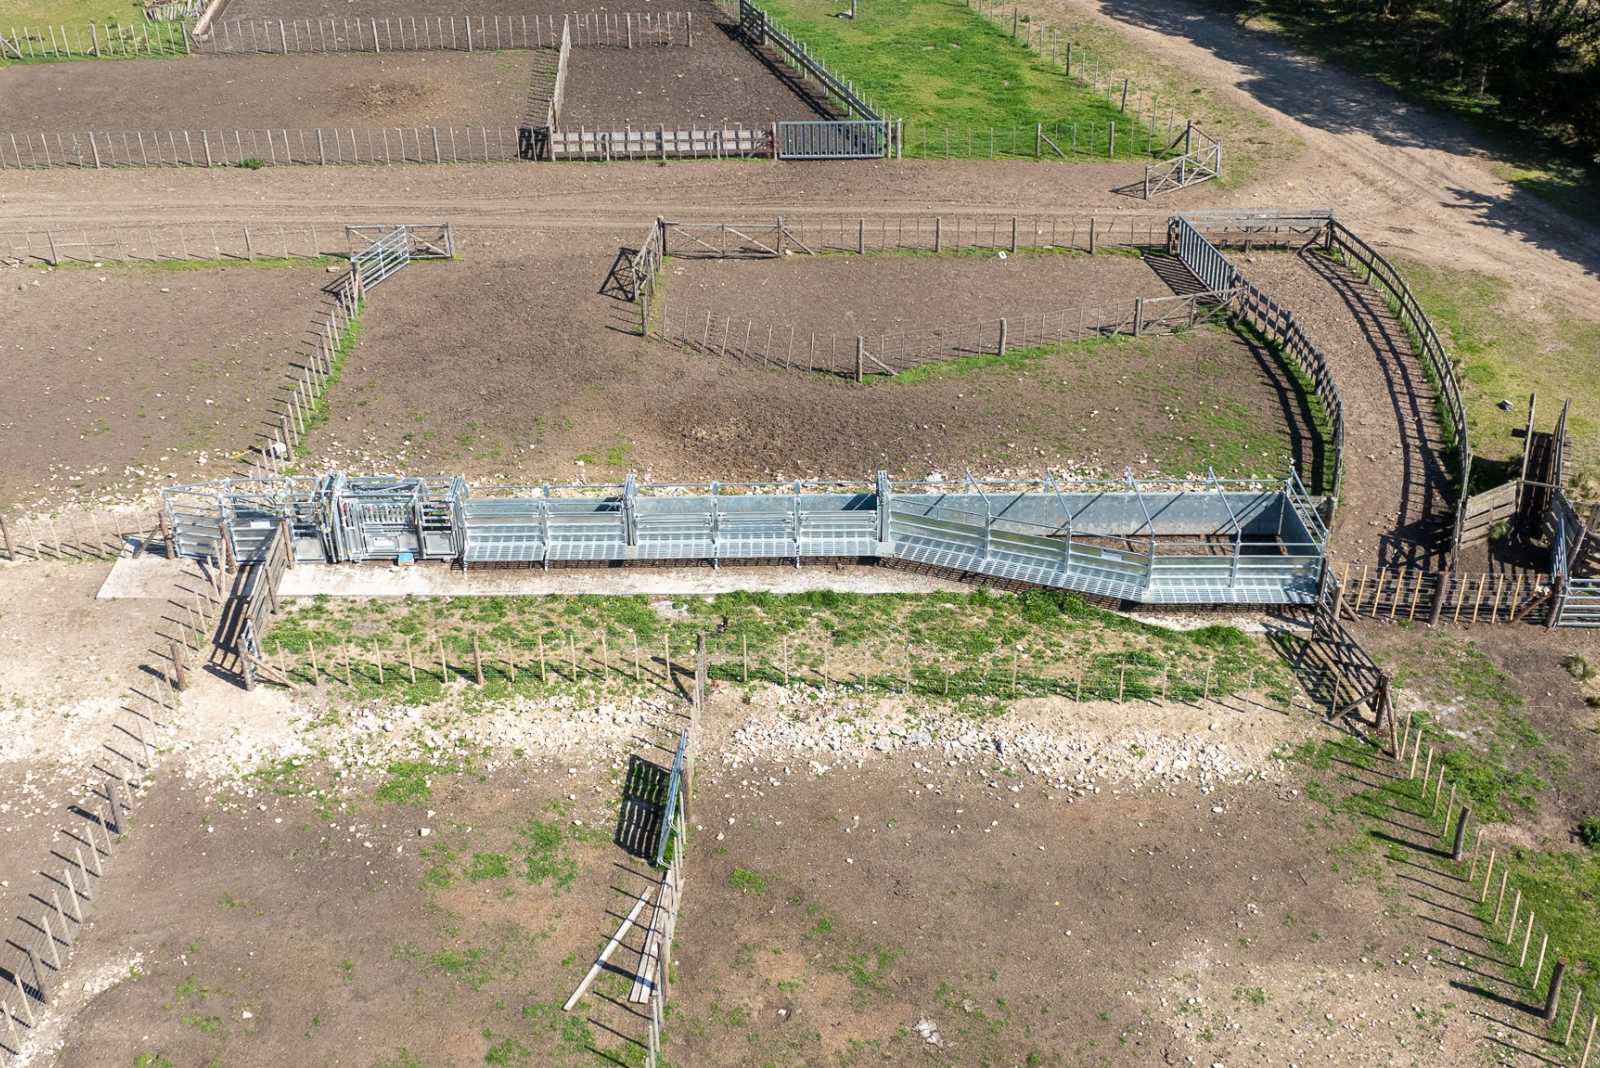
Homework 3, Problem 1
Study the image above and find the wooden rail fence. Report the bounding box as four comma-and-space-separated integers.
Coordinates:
1332, 563, 1549, 625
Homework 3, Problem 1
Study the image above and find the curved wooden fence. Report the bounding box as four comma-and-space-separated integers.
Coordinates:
1324, 220, 1472, 553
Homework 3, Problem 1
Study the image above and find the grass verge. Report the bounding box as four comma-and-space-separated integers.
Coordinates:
1388, 255, 1600, 493
754, 0, 1150, 160
260, 589, 1296, 710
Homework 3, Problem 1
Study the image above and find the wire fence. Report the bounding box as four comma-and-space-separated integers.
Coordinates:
0, 222, 336, 264
0, 560, 218, 1067
661, 213, 1174, 258
252, 623, 1289, 707
657, 291, 1223, 377
189, 10, 690, 55
900, 117, 1172, 161
964, 0, 1196, 160
0, 126, 527, 170
0, 510, 164, 561
0, 19, 189, 59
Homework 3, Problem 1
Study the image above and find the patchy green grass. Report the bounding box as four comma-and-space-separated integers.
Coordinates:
1390, 256, 1600, 491
262, 590, 1295, 711
1377, 633, 1556, 822
294, 309, 364, 460
755, 0, 1150, 160
888, 331, 1136, 386
1475, 845, 1600, 1031
0, 7, 187, 59
728, 867, 769, 894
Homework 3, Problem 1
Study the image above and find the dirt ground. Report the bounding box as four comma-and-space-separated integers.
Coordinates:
678, 750, 1479, 1067
0, 261, 331, 511
1238, 249, 1456, 567
560, 4, 831, 128
662, 249, 1165, 335
0, 560, 167, 925
299, 229, 1311, 482
0, 52, 529, 130
42, 765, 640, 1067
4, 659, 1497, 1068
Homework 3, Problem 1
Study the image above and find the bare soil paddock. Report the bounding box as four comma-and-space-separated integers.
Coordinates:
676, 754, 1476, 1067
0, 263, 330, 510
0, 561, 168, 975
29, 723, 1482, 1067
43, 765, 636, 1067
664, 250, 1166, 335
301, 230, 1314, 482
560, 5, 831, 128
0, 52, 529, 130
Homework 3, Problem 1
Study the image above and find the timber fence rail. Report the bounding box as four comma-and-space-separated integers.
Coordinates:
0, 222, 334, 264
144, 0, 202, 20
1228, 280, 1346, 497
1324, 220, 1472, 557
1145, 122, 1222, 199
0, 19, 189, 60
1331, 562, 1551, 626
736, 0, 881, 122
548, 123, 772, 160
0, 126, 525, 170
628, 217, 666, 334
658, 290, 1226, 378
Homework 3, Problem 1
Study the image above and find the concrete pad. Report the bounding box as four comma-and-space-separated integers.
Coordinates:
96, 555, 971, 599
276, 562, 970, 597
96, 554, 184, 599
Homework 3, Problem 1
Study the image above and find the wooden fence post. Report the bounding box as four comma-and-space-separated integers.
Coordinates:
998, 318, 1008, 355
855, 337, 865, 383
170, 641, 187, 691
1451, 806, 1470, 861
1545, 960, 1567, 1023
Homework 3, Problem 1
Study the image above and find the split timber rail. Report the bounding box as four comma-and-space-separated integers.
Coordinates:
161, 470, 1330, 607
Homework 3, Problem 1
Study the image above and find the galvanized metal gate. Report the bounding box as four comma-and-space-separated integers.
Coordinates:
1169, 215, 1239, 296
776, 120, 890, 160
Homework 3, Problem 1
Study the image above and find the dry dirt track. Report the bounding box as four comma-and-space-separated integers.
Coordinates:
1018, 0, 1600, 309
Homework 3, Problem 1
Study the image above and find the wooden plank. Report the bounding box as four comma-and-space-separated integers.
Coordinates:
564, 883, 655, 1012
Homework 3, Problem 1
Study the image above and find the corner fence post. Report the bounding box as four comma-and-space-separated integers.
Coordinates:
854, 337, 864, 383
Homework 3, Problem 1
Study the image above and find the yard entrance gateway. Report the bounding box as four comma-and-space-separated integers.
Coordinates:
161, 471, 1328, 606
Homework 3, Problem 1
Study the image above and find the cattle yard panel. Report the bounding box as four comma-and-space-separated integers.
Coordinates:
161, 471, 1328, 606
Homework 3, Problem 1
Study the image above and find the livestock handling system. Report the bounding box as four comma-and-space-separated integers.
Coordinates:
160, 470, 1329, 606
